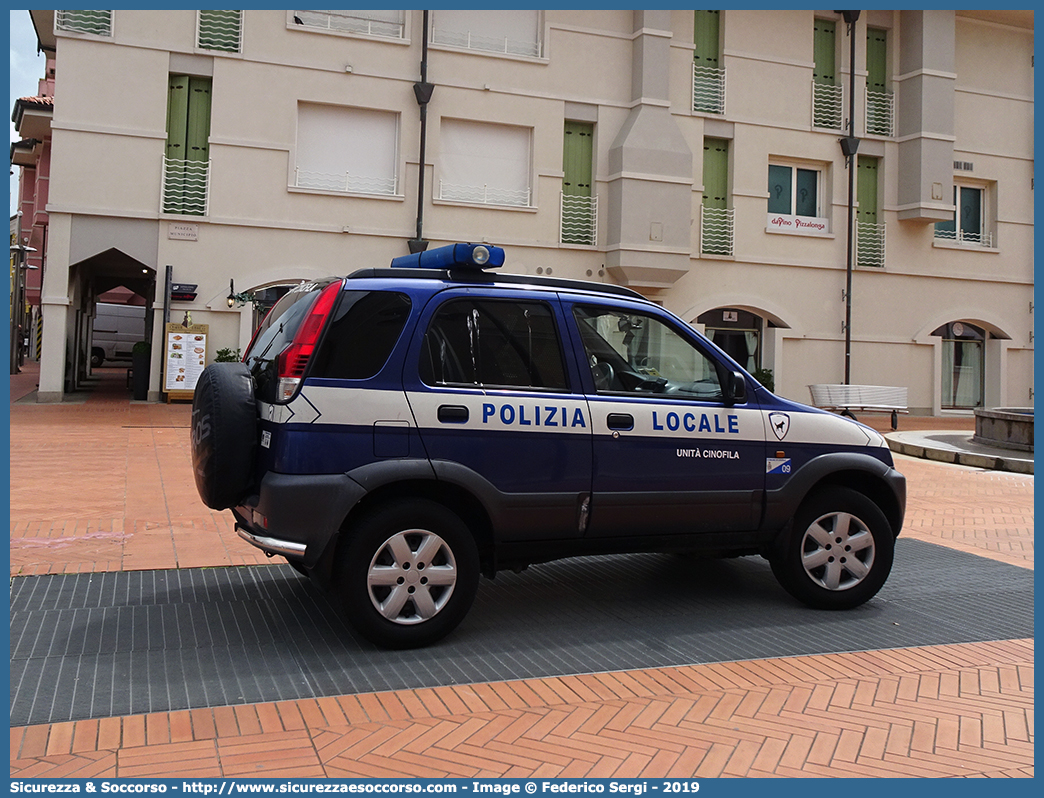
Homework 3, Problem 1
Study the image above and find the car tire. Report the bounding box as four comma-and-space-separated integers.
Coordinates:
91, 348, 104, 368
337, 499, 479, 649
191, 362, 257, 511
770, 486, 894, 610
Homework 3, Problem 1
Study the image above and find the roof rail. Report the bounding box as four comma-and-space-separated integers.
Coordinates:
346, 267, 644, 300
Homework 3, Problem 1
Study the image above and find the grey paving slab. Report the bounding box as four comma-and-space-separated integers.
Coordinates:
9, 539, 1034, 726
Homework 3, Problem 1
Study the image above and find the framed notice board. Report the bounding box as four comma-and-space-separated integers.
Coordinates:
163, 322, 209, 401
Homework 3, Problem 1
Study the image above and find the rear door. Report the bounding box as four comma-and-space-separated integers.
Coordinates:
563, 298, 766, 538
404, 288, 593, 541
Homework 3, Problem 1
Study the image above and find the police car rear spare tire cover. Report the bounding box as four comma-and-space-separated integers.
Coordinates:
191, 362, 258, 510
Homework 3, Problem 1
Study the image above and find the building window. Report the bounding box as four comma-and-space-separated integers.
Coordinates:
291, 10, 405, 39
701, 137, 734, 255
294, 104, 399, 196
933, 322, 985, 409
561, 121, 596, 245
767, 163, 828, 234
439, 119, 532, 208
855, 156, 885, 267
697, 308, 763, 373
934, 185, 993, 247
163, 75, 212, 216
197, 10, 242, 53
865, 26, 894, 137
431, 10, 542, 58
56, 10, 112, 36
812, 18, 843, 129
692, 10, 725, 114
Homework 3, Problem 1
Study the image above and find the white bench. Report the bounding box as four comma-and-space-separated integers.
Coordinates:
808, 384, 909, 430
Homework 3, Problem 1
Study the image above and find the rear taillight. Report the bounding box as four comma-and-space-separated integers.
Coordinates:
276, 281, 341, 401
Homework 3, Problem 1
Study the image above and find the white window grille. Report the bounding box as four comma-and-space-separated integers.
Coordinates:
700, 205, 735, 256
295, 104, 400, 197
439, 181, 531, 207
56, 10, 112, 36
933, 228, 993, 248
812, 81, 844, 129
162, 158, 210, 216
431, 10, 541, 58
293, 10, 404, 39
560, 194, 597, 246
855, 221, 886, 267
692, 64, 726, 115
439, 120, 533, 208
865, 88, 894, 137
197, 10, 242, 53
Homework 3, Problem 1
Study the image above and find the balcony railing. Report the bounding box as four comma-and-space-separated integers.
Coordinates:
812, 81, 844, 129
197, 10, 242, 53
293, 10, 404, 39
56, 10, 112, 36
692, 64, 726, 115
865, 88, 895, 137
431, 28, 541, 58
700, 205, 735, 256
439, 180, 531, 207
162, 158, 210, 216
560, 193, 597, 246
294, 168, 398, 196
855, 221, 886, 267
934, 228, 994, 248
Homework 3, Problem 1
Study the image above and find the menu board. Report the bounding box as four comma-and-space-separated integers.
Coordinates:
163, 322, 209, 397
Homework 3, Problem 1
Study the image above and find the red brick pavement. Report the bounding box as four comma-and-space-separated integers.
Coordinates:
8, 365, 1034, 778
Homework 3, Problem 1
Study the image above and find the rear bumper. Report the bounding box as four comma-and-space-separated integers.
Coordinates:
233, 471, 366, 567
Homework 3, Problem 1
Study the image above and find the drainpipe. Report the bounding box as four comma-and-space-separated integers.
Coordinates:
409, 10, 433, 254
839, 10, 860, 384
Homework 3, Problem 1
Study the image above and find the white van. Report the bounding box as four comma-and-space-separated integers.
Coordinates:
91, 302, 146, 367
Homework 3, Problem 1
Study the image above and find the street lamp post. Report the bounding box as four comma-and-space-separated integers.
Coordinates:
838, 10, 861, 385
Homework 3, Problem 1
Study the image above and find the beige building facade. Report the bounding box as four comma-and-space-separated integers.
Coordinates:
25, 10, 1033, 413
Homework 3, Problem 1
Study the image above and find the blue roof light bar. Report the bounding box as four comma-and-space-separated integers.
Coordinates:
390, 243, 505, 270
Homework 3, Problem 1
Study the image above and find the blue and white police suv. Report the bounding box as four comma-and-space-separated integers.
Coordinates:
191, 243, 906, 649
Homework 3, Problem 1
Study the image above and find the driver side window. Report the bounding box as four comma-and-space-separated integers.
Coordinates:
573, 306, 723, 400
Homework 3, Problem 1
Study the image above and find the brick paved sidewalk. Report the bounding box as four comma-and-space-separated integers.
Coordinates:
9, 366, 1034, 778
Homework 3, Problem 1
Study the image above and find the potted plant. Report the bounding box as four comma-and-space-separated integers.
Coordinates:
213, 347, 241, 363
131, 340, 150, 400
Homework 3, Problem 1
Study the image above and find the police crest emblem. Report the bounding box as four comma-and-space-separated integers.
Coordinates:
768, 412, 790, 440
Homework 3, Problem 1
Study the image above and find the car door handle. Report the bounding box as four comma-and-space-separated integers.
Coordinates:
437, 405, 469, 423
606, 413, 633, 431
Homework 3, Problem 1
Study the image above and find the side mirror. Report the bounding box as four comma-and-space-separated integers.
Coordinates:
725, 371, 747, 405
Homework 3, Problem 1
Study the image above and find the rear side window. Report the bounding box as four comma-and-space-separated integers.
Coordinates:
420, 299, 568, 391
311, 291, 412, 379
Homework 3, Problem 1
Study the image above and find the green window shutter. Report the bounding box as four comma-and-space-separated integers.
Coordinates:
866, 27, 887, 93
702, 138, 728, 210
767, 165, 791, 214
856, 156, 878, 224
795, 168, 818, 216
693, 10, 720, 68
186, 77, 212, 163
165, 75, 212, 215
813, 19, 836, 85
562, 121, 593, 198
166, 75, 190, 160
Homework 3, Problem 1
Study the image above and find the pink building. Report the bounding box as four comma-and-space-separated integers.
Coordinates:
10, 58, 55, 360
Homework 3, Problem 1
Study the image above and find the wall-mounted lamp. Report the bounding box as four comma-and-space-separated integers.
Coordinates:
227, 279, 236, 308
